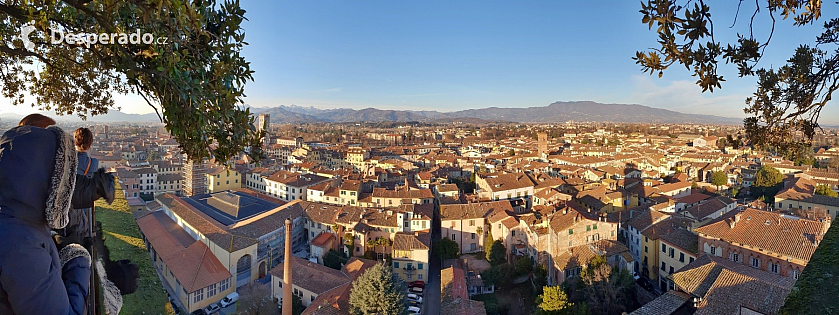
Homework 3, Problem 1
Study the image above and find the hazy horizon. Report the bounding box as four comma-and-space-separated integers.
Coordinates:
3, 1, 839, 124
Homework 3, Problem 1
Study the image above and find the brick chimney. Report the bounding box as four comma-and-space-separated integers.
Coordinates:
282, 219, 293, 315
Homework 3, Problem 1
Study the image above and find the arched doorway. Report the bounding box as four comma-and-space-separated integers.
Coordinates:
259, 261, 267, 278
236, 254, 252, 287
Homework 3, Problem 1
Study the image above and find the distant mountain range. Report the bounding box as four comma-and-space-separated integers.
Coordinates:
253, 101, 743, 124
0, 101, 743, 125
0, 110, 161, 123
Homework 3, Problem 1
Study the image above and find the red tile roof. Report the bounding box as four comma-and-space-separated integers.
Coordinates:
136, 211, 231, 293
694, 208, 827, 261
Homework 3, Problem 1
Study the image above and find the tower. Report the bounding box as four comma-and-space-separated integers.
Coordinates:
257, 113, 270, 147
183, 159, 207, 196
538, 132, 548, 158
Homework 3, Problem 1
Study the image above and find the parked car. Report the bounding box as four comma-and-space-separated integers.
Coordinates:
408, 306, 421, 314
190, 310, 207, 315
220, 292, 240, 307
408, 280, 425, 289
410, 286, 424, 294
636, 277, 654, 292
407, 293, 422, 304
204, 303, 221, 314
409, 300, 422, 307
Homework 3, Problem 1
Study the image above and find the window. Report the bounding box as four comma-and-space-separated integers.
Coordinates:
662, 244, 666, 253
470, 220, 475, 226
394, 262, 400, 268
568, 229, 573, 235
587, 225, 591, 231
669, 266, 674, 274
689, 257, 695, 263
661, 261, 666, 271
645, 236, 648, 242
407, 274, 413, 280
194, 288, 204, 303
512, 231, 516, 237
770, 262, 779, 273
451, 234, 456, 241
751, 257, 760, 268
791, 269, 799, 279
418, 274, 423, 280
418, 263, 423, 270
311, 296, 316, 302
317, 223, 322, 229
207, 283, 216, 297
679, 253, 685, 262
710, 246, 716, 255
219, 278, 229, 291
644, 246, 648, 253
669, 248, 674, 258
593, 224, 597, 230
730, 252, 740, 263
226, 180, 229, 185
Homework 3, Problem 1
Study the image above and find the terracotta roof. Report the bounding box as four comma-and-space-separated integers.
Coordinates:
301, 201, 341, 225
675, 192, 711, 204
311, 232, 335, 248
302, 258, 378, 315
269, 256, 350, 295
441, 267, 487, 315
371, 187, 434, 199
659, 228, 699, 255
481, 173, 535, 192
694, 208, 827, 261
135, 211, 231, 293
671, 255, 794, 315
625, 208, 671, 232
680, 196, 735, 221
392, 233, 431, 251
629, 290, 691, 315
441, 200, 514, 220
554, 240, 630, 270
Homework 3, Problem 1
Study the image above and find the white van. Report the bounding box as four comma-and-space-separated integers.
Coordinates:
220, 292, 239, 307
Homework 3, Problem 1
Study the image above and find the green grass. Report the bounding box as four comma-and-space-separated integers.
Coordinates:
780, 221, 839, 314
95, 182, 171, 314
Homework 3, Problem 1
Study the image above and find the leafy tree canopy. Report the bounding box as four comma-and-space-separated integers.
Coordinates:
349, 263, 407, 315
536, 286, 572, 315
755, 165, 784, 188
1, 0, 261, 165
635, 0, 835, 159
710, 171, 728, 187
435, 237, 460, 260
815, 184, 839, 197
487, 240, 507, 266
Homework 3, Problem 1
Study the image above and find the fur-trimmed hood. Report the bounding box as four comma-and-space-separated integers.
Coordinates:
0, 125, 77, 229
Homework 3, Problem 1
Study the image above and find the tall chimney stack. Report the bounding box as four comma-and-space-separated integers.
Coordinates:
282, 219, 293, 315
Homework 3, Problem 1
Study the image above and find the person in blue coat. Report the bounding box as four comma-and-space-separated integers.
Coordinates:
0, 124, 91, 314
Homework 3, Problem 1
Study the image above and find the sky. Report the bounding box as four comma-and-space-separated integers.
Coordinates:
2, 1, 838, 124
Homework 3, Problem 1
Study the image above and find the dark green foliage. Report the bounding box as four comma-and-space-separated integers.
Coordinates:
324, 249, 348, 270
514, 256, 533, 277
481, 264, 515, 287
753, 165, 784, 203
635, 0, 836, 157
569, 255, 635, 314
1, 0, 260, 165
780, 223, 839, 314
487, 240, 507, 266
435, 237, 460, 260
349, 263, 407, 315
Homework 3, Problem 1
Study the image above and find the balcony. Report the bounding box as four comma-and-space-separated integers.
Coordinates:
404, 265, 416, 273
